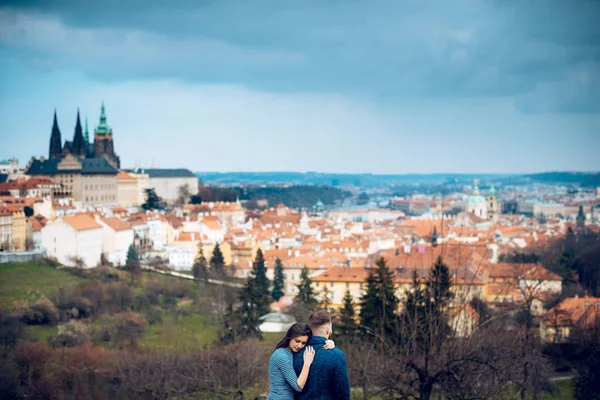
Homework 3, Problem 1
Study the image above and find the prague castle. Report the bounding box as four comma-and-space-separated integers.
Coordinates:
48, 103, 120, 169
26, 104, 121, 206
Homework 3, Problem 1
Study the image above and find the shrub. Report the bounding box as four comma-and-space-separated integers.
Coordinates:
28, 298, 60, 325
103, 282, 132, 313
144, 307, 163, 326
52, 320, 91, 348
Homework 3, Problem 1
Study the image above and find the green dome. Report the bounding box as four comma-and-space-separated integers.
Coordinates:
467, 195, 486, 205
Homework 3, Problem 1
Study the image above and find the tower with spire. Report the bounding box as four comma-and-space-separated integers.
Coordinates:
576, 205, 586, 230
488, 184, 499, 223
71, 109, 86, 157
49, 110, 63, 160
46, 102, 120, 167
93, 102, 120, 168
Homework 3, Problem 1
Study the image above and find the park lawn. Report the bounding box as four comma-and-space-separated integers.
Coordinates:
0, 262, 86, 309
138, 312, 220, 353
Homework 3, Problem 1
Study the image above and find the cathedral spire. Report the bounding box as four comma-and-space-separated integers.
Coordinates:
95, 101, 112, 135
84, 116, 90, 144
72, 108, 86, 157
49, 109, 63, 160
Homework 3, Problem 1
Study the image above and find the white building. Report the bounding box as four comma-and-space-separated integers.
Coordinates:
464, 181, 488, 219
133, 168, 198, 203
167, 246, 194, 271
41, 214, 103, 268
147, 218, 166, 250
198, 215, 226, 244
98, 216, 134, 266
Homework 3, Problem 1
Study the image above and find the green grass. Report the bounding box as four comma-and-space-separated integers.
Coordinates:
25, 325, 58, 343
543, 379, 574, 400
138, 312, 220, 353
0, 262, 86, 309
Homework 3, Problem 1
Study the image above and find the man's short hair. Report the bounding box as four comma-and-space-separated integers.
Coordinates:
308, 310, 332, 331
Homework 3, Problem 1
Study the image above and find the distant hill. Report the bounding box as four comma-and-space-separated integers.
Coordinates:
195, 172, 504, 187
526, 172, 600, 187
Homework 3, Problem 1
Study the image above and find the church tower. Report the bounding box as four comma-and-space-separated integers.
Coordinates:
71, 109, 86, 157
49, 110, 63, 160
488, 185, 499, 223
93, 102, 120, 168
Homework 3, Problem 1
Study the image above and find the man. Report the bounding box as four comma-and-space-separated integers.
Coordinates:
292, 310, 350, 400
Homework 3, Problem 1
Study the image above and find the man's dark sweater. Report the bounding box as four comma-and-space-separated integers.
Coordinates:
292, 336, 350, 400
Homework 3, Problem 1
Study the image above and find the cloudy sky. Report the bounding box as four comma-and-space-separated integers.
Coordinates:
1, 0, 599, 174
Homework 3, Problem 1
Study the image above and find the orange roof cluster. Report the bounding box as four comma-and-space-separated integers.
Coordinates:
29, 217, 45, 232
543, 297, 600, 328
399, 219, 449, 239
101, 217, 132, 231
62, 214, 102, 231
116, 171, 137, 181
312, 267, 371, 283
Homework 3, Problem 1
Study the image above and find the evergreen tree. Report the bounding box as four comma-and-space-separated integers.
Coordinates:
220, 303, 243, 344
318, 284, 333, 311
402, 258, 453, 350
210, 243, 225, 275
192, 246, 208, 284
296, 268, 317, 310
432, 225, 438, 247
125, 244, 141, 285
373, 257, 399, 339
359, 268, 379, 330
248, 249, 271, 316
402, 270, 429, 344
141, 188, 165, 211
427, 256, 452, 313
339, 289, 357, 343
271, 258, 285, 302
234, 249, 271, 341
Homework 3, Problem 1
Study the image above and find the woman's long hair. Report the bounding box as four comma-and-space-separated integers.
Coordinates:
275, 323, 312, 350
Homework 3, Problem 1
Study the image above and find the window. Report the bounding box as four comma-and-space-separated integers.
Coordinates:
346, 283, 349, 288
330, 282, 333, 288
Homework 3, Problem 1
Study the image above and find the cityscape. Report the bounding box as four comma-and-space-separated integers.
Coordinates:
1, 1, 600, 400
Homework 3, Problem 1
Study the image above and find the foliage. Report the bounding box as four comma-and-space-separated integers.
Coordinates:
209, 243, 225, 276
295, 268, 317, 311
192, 246, 209, 284
359, 258, 398, 339
23, 206, 34, 217
338, 289, 357, 344
0, 307, 24, 352
125, 244, 141, 284
357, 191, 370, 205
52, 320, 91, 347
141, 187, 165, 210
189, 194, 202, 204
271, 258, 285, 302
12, 297, 60, 326
222, 249, 270, 343
175, 183, 192, 207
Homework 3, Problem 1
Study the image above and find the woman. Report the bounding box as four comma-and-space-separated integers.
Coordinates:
267, 323, 334, 399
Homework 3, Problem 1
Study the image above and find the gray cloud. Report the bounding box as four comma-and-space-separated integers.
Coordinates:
1, 0, 599, 113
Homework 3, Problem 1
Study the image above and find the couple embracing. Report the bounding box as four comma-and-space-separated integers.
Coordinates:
267, 310, 350, 400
